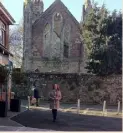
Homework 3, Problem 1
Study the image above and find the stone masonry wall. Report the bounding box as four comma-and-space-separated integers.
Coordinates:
30, 0, 86, 73
30, 60, 87, 73
25, 73, 122, 105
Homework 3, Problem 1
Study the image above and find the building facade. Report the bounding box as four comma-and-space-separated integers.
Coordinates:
0, 2, 15, 85
23, 0, 92, 73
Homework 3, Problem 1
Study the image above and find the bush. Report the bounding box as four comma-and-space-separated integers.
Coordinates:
0, 65, 8, 83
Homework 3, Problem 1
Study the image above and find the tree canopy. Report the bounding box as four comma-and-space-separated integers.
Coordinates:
82, 3, 122, 76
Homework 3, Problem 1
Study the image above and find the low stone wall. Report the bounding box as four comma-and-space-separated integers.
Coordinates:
12, 73, 122, 105
52, 74, 122, 105
78, 75, 122, 105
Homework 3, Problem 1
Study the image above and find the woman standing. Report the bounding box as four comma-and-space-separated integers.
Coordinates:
49, 84, 62, 122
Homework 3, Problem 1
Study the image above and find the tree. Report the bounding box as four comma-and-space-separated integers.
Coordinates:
0, 65, 8, 83
9, 19, 23, 68
82, 3, 122, 76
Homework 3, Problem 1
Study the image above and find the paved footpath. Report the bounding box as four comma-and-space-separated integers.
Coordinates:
0, 107, 53, 131
0, 103, 122, 131
11, 109, 122, 131
0, 126, 54, 131
0, 109, 24, 127
21, 100, 122, 112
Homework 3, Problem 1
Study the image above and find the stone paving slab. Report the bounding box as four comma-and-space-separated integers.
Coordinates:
0, 126, 54, 131
0, 107, 27, 128
0, 107, 54, 131
0, 117, 22, 127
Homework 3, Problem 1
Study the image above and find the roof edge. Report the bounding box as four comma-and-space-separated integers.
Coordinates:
0, 2, 15, 24
33, 0, 80, 29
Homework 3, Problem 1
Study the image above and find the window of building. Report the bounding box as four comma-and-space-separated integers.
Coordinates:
64, 24, 71, 43
63, 44, 69, 58
54, 13, 62, 22
44, 23, 50, 48
33, 51, 38, 56
43, 23, 51, 57
52, 12, 62, 33
0, 21, 5, 46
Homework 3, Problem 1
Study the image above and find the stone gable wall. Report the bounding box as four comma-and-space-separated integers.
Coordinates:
31, 1, 86, 73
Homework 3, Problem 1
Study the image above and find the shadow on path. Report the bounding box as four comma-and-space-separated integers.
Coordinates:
11, 109, 122, 131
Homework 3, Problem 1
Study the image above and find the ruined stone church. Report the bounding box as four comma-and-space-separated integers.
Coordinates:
23, 0, 92, 73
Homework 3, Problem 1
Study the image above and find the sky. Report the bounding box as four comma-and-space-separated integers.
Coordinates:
1, 0, 122, 24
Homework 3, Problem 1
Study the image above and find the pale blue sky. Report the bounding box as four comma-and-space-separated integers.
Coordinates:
1, 0, 122, 24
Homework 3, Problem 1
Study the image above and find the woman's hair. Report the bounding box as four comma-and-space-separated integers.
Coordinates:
57, 84, 60, 91
52, 84, 60, 90
52, 84, 55, 90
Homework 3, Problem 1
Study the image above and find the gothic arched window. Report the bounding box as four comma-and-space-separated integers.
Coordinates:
53, 12, 63, 37
64, 24, 71, 43
63, 24, 71, 58
44, 24, 50, 42
63, 44, 69, 58
43, 23, 51, 57
54, 13, 62, 21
